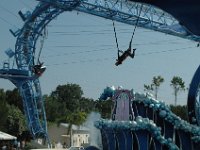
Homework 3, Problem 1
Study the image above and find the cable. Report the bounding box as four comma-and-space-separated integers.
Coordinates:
0, 3, 19, 19
112, 3, 142, 59
112, 21, 120, 52
44, 38, 188, 50
136, 46, 195, 56
49, 24, 160, 34
0, 16, 16, 27
49, 24, 163, 34
41, 47, 112, 58
45, 56, 113, 66
37, 27, 48, 64
19, 0, 34, 11
44, 46, 197, 66
51, 28, 129, 33
49, 29, 152, 36
48, 24, 113, 28
130, 4, 143, 45
40, 39, 193, 60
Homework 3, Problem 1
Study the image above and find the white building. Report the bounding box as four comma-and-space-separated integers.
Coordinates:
60, 123, 90, 147
47, 123, 90, 148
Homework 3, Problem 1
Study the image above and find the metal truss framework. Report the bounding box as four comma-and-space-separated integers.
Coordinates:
0, 0, 200, 140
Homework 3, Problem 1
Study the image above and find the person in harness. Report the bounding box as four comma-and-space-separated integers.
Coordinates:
32, 62, 46, 76
115, 42, 136, 66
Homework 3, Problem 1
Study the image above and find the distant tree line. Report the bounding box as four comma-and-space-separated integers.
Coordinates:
144, 75, 185, 106
0, 88, 27, 139
0, 84, 113, 137
0, 79, 189, 138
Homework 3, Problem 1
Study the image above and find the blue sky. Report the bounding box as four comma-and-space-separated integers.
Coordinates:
0, 0, 200, 105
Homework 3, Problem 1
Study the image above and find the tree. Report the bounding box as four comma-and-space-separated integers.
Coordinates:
44, 95, 64, 122
51, 84, 83, 112
5, 88, 23, 112
144, 76, 164, 99
95, 99, 114, 119
144, 84, 153, 94
0, 88, 26, 137
65, 111, 87, 132
170, 105, 188, 121
48, 83, 92, 146
5, 105, 26, 137
152, 76, 164, 99
170, 76, 185, 106
0, 89, 9, 131
79, 97, 96, 113
56, 110, 87, 147
46, 83, 98, 123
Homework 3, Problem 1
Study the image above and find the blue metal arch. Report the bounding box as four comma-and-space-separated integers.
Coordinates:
188, 65, 200, 125
14, 4, 64, 140
12, 0, 82, 140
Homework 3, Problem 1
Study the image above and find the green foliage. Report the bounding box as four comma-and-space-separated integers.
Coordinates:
152, 76, 164, 87
45, 83, 97, 128
51, 84, 83, 112
5, 88, 23, 112
0, 88, 6, 100
144, 84, 153, 93
0, 83, 109, 139
79, 97, 96, 113
56, 110, 87, 134
65, 111, 87, 126
170, 76, 185, 89
44, 95, 65, 122
0, 88, 26, 136
170, 76, 185, 105
170, 105, 188, 121
95, 99, 113, 119
144, 75, 164, 99
152, 75, 164, 99
0, 89, 9, 131
6, 105, 26, 137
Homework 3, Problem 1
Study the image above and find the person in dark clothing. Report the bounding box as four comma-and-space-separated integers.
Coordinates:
32, 62, 46, 76
115, 42, 136, 66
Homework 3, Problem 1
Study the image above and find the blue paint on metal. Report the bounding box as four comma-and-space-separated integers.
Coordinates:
134, 130, 149, 150
115, 131, 126, 150
135, 103, 147, 118
124, 130, 134, 150
1, 0, 200, 148
163, 120, 174, 139
188, 65, 200, 125
105, 129, 116, 150
146, 107, 154, 121
96, 90, 200, 149
178, 130, 193, 150
100, 129, 109, 150
129, 0, 200, 37
152, 139, 162, 150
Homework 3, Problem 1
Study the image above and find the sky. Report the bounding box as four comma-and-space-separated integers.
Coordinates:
0, 0, 200, 105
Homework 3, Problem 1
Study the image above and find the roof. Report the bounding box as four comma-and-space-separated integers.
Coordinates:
60, 123, 89, 131
0, 131, 17, 140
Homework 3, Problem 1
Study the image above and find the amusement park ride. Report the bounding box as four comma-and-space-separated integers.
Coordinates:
0, 0, 200, 149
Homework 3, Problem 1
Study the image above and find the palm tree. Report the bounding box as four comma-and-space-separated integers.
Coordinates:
144, 84, 154, 97
170, 76, 185, 106
59, 111, 87, 147
151, 75, 164, 99
144, 84, 153, 93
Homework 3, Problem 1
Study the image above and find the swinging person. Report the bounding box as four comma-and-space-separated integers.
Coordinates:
115, 42, 136, 66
